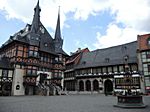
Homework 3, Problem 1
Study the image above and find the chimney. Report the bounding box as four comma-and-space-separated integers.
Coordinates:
77, 48, 81, 52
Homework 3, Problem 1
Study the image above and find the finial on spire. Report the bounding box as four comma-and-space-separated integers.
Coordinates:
54, 6, 63, 51
58, 6, 60, 14
31, 0, 41, 33
37, 0, 39, 5
34, 0, 41, 12
55, 6, 62, 40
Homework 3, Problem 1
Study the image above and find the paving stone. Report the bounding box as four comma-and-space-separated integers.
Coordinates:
0, 94, 149, 112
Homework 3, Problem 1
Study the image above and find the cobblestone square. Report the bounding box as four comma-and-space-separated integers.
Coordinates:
0, 95, 150, 112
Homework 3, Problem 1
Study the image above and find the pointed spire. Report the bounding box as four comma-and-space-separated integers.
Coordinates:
31, 0, 41, 33
55, 6, 62, 40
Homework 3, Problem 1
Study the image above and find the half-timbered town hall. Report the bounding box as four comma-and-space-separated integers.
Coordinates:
0, 0, 68, 96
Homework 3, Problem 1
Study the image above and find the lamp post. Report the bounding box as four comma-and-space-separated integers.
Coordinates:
124, 56, 132, 95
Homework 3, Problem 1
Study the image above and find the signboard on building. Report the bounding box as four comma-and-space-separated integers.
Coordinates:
114, 75, 141, 89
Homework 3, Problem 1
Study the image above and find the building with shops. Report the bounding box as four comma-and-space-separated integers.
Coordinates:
138, 34, 150, 94
64, 48, 89, 91
0, 57, 14, 96
64, 41, 145, 94
0, 0, 68, 96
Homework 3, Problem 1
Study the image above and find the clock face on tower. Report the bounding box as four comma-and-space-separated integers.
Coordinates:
40, 26, 45, 34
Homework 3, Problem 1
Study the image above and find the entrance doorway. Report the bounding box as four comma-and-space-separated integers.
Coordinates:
86, 80, 91, 91
104, 79, 113, 94
93, 80, 99, 91
25, 86, 36, 95
1, 82, 12, 96
79, 80, 84, 91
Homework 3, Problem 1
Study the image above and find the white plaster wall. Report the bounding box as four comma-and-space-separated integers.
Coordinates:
0, 69, 2, 77
140, 76, 145, 93
8, 70, 13, 77
12, 68, 25, 95
137, 52, 146, 93
61, 72, 64, 89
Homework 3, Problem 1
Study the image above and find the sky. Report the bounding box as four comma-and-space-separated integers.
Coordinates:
0, 0, 150, 55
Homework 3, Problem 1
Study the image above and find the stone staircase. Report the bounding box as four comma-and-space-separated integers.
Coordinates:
37, 83, 48, 96
37, 83, 62, 96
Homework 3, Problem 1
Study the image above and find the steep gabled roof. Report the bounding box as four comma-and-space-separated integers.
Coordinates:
54, 7, 68, 56
76, 41, 137, 69
31, 0, 41, 33
54, 7, 61, 40
137, 33, 150, 51
57, 49, 69, 56
0, 1, 68, 56
66, 48, 89, 65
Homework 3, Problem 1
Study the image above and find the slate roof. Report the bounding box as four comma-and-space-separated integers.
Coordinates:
76, 41, 137, 69
54, 7, 68, 56
66, 48, 89, 64
0, 0, 68, 56
57, 49, 68, 56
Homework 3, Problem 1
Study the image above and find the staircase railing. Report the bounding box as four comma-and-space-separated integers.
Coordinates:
37, 82, 62, 96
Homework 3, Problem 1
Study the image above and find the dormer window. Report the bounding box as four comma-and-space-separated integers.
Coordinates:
40, 26, 45, 34
124, 46, 127, 50
105, 58, 110, 63
44, 43, 48, 47
36, 37, 39, 41
124, 55, 129, 61
147, 38, 150, 46
121, 46, 127, 53
20, 30, 24, 34
25, 25, 29, 32
82, 61, 86, 65
31, 37, 34, 40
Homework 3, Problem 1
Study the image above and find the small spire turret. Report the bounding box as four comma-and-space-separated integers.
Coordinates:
54, 6, 63, 51
31, 0, 41, 33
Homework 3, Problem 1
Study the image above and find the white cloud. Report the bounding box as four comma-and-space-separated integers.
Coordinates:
108, 0, 150, 31
60, 0, 109, 20
0, 0, 150, 50
0, 0, 35, 22
94, 23, 148, 49
0, 0, 66, 31
94, 0, 150, 49
0, 0, 109, 30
